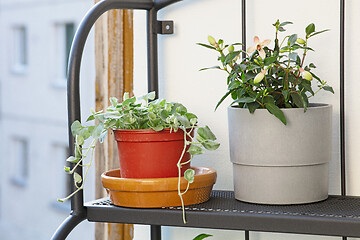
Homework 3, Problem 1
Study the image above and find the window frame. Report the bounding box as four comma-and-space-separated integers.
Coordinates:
11, 25, 28, 75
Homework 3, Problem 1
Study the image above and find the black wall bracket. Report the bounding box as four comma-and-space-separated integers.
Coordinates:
158, 20, 174, 34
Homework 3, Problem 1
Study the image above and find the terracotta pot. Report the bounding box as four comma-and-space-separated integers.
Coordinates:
101, 166, 217, 208
113, 128, 191, 178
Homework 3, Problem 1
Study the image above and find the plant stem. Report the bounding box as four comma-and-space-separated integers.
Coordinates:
300, 38, 308, 68
180, 156, 193, 166
58, 186, 83, 202
177, 127, 194, 224
279, 35, 289, 48
69, 139, 97, 174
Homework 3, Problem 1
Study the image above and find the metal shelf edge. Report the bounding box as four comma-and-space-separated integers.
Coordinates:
84, 191, 360, 237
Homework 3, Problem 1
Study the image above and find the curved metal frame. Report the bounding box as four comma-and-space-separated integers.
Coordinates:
52, 0, 181, 239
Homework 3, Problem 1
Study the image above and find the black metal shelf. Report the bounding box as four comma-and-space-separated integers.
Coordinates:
85, 191, 360, 238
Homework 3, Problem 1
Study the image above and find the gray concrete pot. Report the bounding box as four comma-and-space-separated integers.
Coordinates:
228, 103, 332, 204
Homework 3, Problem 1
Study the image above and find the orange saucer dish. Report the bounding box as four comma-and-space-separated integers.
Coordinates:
101, 166, 217, 208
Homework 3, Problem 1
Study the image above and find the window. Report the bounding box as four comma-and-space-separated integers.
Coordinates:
64, 23, 75, 76
53, 22, 75, 87
12, 26, 28, 73
10, 138, 29, 187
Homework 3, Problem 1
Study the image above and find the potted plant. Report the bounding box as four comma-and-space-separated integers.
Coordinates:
58, 91, 219, 222
199, 20, 333, 204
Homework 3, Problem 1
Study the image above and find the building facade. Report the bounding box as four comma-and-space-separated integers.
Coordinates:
0, 0, 95, 239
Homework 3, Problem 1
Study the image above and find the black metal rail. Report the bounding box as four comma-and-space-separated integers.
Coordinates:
51, 0, 350, 239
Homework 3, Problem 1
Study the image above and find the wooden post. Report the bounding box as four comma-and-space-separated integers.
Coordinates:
94, 1, 134, 239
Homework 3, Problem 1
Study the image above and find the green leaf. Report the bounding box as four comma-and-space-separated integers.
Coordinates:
92, 123, 104, 138
185, 113, 198, 121
193, 234, 213, 240
74, 145, 81, 159
64, 166, 70, 173
215, 90, 232, 110
306, 23, 316, 36
265, 102, 287, 125
301, 92, 309, 112
290, 92, 304, 108
148, 112, 157, 120
323, 86, 335, 94
110, 97, 118, 107
190, 118, 197, 125
176, 115, 191, 128
197, 126, 217, 141
246, 102, 260, 113
280, 21, 293, 27
71, 120, 83, 136
152, 125, 164, 131
300, 81, 315, 95
309, 63, 316, 68
245, 71, 257, 81
79, 128, 91, 140
199, 66, 221, 71
309, 29, 330, 38
201, 140, 220, 150
233, 97, 255, 104
228, 80, 241, 90
123, 92, 130, 101
289, 52, 298, 61
197, 43, 216, 50
264, 56, 277, 66
138, 91, 156, 102
282, 89, 290, 102
263, 95, 275, 104
160, 110, 169, 120
288, 34, 298, 46
285, 103, 292, 108
86, 115, 95, 121
187, 145, 205, 155
75, 135, 84, 145
66, 156, 78, 163
184, 169, 195, 184
122, 96, 136, 106
175, 104, 188, 114
99, 130, 108, 143
73, 172, 82, 185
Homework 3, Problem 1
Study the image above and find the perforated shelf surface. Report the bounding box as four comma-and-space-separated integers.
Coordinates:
85, 190, 360, 237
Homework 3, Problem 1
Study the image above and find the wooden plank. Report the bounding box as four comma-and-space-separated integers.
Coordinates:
94, 1, 134, 239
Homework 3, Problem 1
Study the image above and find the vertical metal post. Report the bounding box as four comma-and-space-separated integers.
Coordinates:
245, 230, 249, 240
148, 6, 160, 240
340, 0, 346, 240
147, 7, 159, 96
242, 1, 249, 239
151, 225, 162, 240
340, 0, 346, 197
241, 0, 246, 59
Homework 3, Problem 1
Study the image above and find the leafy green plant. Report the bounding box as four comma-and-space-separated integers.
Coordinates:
199, 20, 333, 125
58, 92, 219, 223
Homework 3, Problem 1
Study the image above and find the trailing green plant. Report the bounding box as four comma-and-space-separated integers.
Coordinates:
58, 91, 220, 223
199, 20, 334, 125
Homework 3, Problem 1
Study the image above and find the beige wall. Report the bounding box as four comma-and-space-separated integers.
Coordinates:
133, 0, 359, 239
